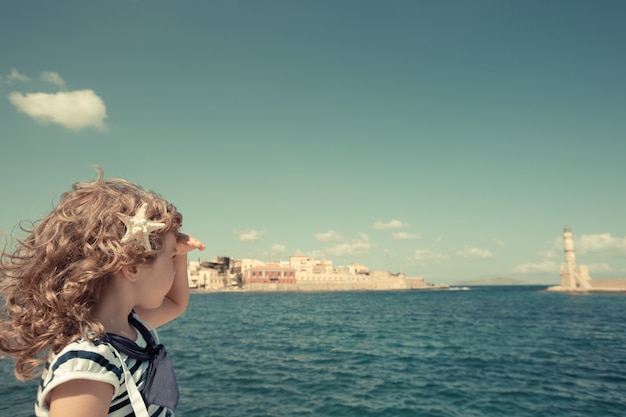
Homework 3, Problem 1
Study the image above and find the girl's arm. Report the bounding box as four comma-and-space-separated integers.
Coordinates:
49, 380, 113, 417
136, 233, 204, 328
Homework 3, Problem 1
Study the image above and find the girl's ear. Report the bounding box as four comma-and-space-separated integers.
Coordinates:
119, 264, 141, 282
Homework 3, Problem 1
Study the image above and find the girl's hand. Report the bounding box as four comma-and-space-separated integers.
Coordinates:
176, 233, 205, 255
136, 232, 204, 329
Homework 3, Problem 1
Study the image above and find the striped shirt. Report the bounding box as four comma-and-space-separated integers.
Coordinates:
36, 314, 174, 417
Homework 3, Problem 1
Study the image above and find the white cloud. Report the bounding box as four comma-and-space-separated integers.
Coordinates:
7, 68, 29, 83
577, 233, 626, 255
8, 89, 107, 131
323, 233, 371, 257
307, 249, 325, 260
41, 71, 66, 88
456, 246, 494, 260
271, 244, 287, 254
315, 230, 343, 242
492, 238, 508, 247
538, 250, 556, 260
514, 232, 623, 276
512, 260, 558, 274
414, 249, 448, 263
325, 240, 371, 257
237, 230, 264, 242
588, 263, 612, 273
372, 219, 409, 230
392, 232, 422, 240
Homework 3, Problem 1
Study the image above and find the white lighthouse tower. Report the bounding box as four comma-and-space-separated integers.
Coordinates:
563, 226, 577, 271
558, 226, 592, 290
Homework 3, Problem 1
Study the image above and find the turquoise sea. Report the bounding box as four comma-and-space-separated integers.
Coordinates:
2, 286, 625, 416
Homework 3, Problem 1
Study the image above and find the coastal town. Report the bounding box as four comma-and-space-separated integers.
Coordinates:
187, 254, 449, 292
189, 227, 626, 294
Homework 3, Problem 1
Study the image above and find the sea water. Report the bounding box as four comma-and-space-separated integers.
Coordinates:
1, 286, 625, 416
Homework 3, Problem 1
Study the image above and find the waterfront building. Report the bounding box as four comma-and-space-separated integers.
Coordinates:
313, 259, 333, 274
239, 258, 266, 274
348, 263, 368, 275
245, 264, 297, 290
290, 254, 313, 274
188, 254, 447, 292
188, 260, 224, 290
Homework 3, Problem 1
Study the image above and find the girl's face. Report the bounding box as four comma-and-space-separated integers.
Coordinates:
135, 232, 178, 309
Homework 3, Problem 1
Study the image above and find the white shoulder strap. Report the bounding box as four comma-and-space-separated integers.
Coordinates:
110, 346, 151, 417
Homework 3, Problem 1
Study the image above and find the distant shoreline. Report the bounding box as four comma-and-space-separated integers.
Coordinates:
190, 284, 451, 294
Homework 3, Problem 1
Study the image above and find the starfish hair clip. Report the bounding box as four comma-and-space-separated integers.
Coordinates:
117, 203, 166, 250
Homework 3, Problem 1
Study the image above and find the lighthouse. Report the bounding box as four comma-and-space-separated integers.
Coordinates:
548, 226, 626, 293
559, 226, 592, 290
563, 225, 576, 269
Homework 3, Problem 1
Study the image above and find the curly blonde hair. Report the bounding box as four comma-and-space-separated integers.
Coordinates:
0, 168, 182, 380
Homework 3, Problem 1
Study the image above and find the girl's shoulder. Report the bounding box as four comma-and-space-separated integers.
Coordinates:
39, 339, 125, 398
50, 338, 123, 368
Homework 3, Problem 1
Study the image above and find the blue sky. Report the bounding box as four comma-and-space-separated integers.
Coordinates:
1, 0, 625, 284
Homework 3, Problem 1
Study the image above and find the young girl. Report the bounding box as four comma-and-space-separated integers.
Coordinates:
0, 168, 205, 417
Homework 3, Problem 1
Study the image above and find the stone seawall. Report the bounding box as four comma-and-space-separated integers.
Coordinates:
189, 265, 449, 293
243, 277, 447, 292
589, 279, 626, 291
548, 278, 626, 293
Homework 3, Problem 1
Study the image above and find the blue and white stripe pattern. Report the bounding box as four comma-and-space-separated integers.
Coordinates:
35, 315, 174, 417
